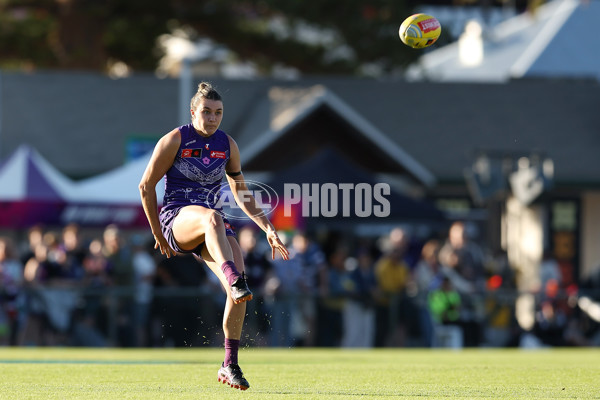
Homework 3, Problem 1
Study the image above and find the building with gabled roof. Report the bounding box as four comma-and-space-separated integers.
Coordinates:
235, 84, 436, 189
1, 70, 600, 284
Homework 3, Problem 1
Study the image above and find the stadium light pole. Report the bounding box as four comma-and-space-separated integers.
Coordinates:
179, 57, 192, 126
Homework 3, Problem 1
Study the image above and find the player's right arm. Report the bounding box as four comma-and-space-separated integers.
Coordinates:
139, 128, 180, 258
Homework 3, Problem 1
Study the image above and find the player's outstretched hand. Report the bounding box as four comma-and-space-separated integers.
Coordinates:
154, 233, 176, 258
267, 228, 289, 260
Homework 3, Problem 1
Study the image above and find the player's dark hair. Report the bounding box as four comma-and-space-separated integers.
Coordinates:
190, 82, 222, 111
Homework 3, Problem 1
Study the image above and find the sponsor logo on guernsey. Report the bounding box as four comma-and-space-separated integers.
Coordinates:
418, 18, 440, 33
182, 149, 202, 158
205, 143, 210, 150
185, 139, 197, 146
210, 150, 226, 159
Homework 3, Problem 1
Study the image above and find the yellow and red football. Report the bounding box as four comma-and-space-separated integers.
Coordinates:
399, 14, 441, 49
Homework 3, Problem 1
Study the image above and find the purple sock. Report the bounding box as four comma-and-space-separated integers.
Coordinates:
224, 338, 240, 366
221, 261, 241, 286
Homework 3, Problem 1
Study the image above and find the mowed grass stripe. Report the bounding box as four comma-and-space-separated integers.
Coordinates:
0, 348, 598, 400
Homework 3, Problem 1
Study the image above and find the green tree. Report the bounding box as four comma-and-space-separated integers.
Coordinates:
0, 0, 420, 75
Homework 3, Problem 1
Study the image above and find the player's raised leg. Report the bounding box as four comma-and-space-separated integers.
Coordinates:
173, 206, 252, 303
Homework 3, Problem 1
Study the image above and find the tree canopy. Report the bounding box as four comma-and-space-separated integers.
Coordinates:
0, 0, 430, 76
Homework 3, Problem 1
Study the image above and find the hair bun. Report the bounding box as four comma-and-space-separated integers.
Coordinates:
198, 82, 212, 93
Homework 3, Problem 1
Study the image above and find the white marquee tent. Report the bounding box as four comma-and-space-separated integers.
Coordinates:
0, 145, 74, 227
61, 150, 164, 227
0, 144, 74, 202
70, 150, 164, 205
0, 145, 162, 227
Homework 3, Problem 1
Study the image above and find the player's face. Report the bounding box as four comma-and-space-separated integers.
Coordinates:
192, 98, 223, 136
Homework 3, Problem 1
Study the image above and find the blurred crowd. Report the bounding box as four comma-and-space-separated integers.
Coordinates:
1, 221, 599, 348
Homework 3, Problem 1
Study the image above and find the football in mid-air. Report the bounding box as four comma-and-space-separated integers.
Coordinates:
399, 14, 441, 49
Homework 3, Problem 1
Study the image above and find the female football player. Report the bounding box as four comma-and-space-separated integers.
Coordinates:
139, 82, 289, 390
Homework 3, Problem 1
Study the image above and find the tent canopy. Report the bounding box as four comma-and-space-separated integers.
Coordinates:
70, 150, 165, 205
0, 145, 74, 227
0, 145, 157, 228
0, 144, 74, 202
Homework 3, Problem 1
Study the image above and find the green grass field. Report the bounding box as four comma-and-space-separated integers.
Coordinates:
0, 347, 598, 399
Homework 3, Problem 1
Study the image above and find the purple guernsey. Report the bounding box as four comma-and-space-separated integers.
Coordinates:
162, 124, 230, 212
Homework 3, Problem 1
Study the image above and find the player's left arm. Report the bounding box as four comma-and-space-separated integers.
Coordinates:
226, 135, 289, 260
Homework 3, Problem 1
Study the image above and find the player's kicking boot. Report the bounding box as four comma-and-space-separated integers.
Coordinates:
230, 272, 253, 304
218, 363, 250, 390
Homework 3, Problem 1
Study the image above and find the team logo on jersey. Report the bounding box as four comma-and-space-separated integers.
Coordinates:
210, 151, 226, 159
182, 149, 202, 158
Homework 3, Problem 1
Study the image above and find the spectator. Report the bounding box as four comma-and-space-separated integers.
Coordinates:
83, 239, 111, 287
263, 231, 304, 347
539, 249, 562, 296
316, 244, 349, 347
73, 238, 111, 346
43, 231, 67, 276
290, 231, 327, 346
102, 224, 134, 346
20, 235, 78, 346
483, 250, 516, 347
237, 226, 272, 346
102, 225, 133, 287
23, 242, 55, 283
374, 227, 411, 347
0, 236, 24, 346
59, 224, 86, 281
412, 239, 444, 347
20, 241, 51, 345
439, 221, 486, 287
533, 300, 567, 346
131, 234, 156, 347
238, 226, 271, 290
19, 225, 44, 266
341, 246, 377, 348
439, 222, 486, 347
428, 276, 463, 348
